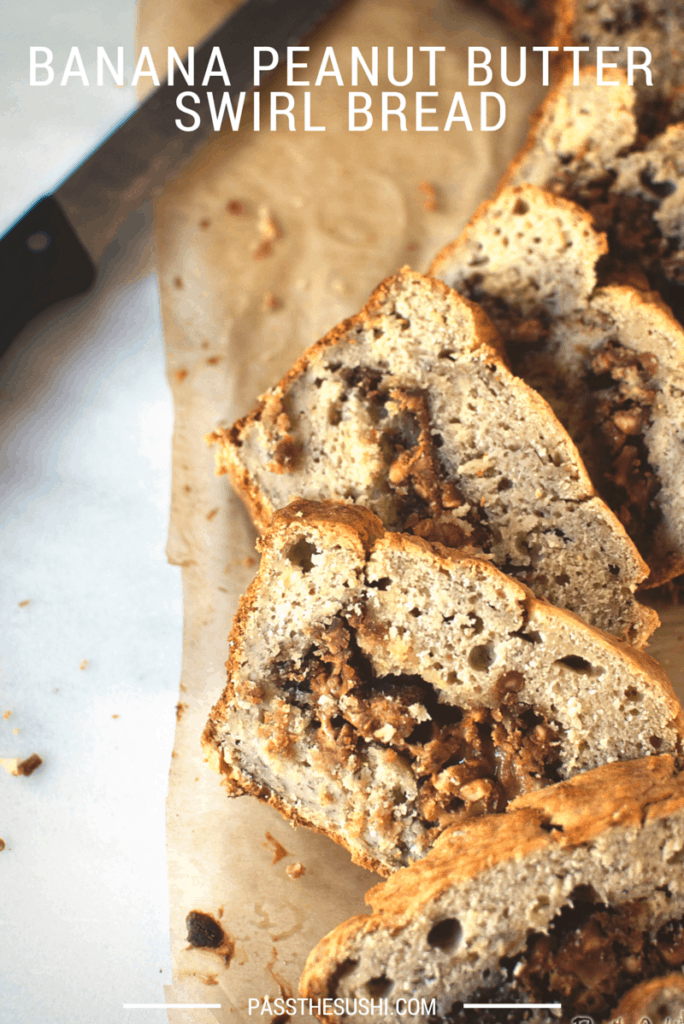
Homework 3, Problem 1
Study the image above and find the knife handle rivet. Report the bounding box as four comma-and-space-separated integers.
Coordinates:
26, 231, 51, 253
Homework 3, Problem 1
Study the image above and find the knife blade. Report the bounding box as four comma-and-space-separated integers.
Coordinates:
0, 0, 343, 355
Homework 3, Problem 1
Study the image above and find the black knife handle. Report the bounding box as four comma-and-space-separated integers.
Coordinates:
0, 196, 96, 357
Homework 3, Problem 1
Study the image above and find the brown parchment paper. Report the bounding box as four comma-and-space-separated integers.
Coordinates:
134, 1, 684, 1021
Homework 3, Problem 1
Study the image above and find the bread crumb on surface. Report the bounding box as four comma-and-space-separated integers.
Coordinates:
6, 754, 44, 777
253, 239, 273, 261
258, 209, 281, 243
18, 600, 30, 608
263, 292, 282, 312
112, 714, 120, 719
226, 199, 244, 215
206, 508, 219, 521
200, 974, 219, 986
12, 728, 18, 735
418, 180, 438, 212
175, 369, 188, 382
79, 659, 88, 671
3, 711, 11, 720
0, 838, 5, 851
173, 276, 183, 289
176, 702, 188, 722
286, 862, 306, 879
206, 356, 222, 365
199, 219, 210, 229
243, 556, 256, 567
264, 831, 289, 864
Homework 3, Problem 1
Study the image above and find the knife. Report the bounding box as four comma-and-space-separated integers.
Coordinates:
0, 0, 343, 356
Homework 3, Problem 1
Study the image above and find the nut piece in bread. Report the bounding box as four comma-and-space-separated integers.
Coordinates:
208, 268, 656, 644
202, 500, 683, 877
300, 755, 684, 1024
431, 184, 684, 588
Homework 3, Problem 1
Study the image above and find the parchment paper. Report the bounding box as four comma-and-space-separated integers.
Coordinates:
134, 1, 684, 1021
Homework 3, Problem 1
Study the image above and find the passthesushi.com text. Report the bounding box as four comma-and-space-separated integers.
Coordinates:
248, 997, 437, 1016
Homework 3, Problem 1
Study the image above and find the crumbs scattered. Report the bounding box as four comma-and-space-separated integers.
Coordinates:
206, 508, 219, 521
253, 209, 282, 260
173, 276, 183, 289
0, 839, 5, 851
201, 341, 210, 350
264, 831, 289, 864
200, 974, 219, 986
175, 369, 188, 382
418, 181, 438, 212
199, 219, 210, 229
258, 209, 281, 243
206, 356, 222, 365
218, 586, 228, 593
2, 754, 44, 777
186, 910, 235, 965
263, 292, 282, 312
243, 556, 256, 567
3, 711, 11, 720
253, 239, 273, 261
226, 199, 244, 215
407, 242, 417, 251
184, 485, 192, 493
286, 862, 306, 879
18, 600, 30, 608
79, 659, 88, 671
112, 714, 120, 719
13, 729, 18, 736
176, 702, 188, 722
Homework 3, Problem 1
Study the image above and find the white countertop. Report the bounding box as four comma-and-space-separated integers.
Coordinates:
1, 4, 183, 1021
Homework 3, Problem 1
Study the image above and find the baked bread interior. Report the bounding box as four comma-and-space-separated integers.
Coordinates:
300, 755, 684, 1024
431, 184, 684, 587
202, 500, 683, 877
482, 0, 684, 105
208, 268, 657, 643
501, 67, 684, 320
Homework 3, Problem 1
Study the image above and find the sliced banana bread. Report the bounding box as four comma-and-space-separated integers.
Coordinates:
502, 66, 684, 315
208, 269, 656, 643
202, 501, 683, 877
431, 184, 684, 587
300, 754, 684, 1024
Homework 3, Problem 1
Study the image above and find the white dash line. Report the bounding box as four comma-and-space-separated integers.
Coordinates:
123, 1005, 222, 1010
463, 1005, 562, 1010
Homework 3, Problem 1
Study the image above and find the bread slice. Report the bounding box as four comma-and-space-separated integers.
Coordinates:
501, 67, 684, 314
300, 755, 684, 1024
202, 500, 683, 877
483, 0, 684, 103
431, 184, 684, 587
613, 975, 684, 1024
208, 269, 656, 644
